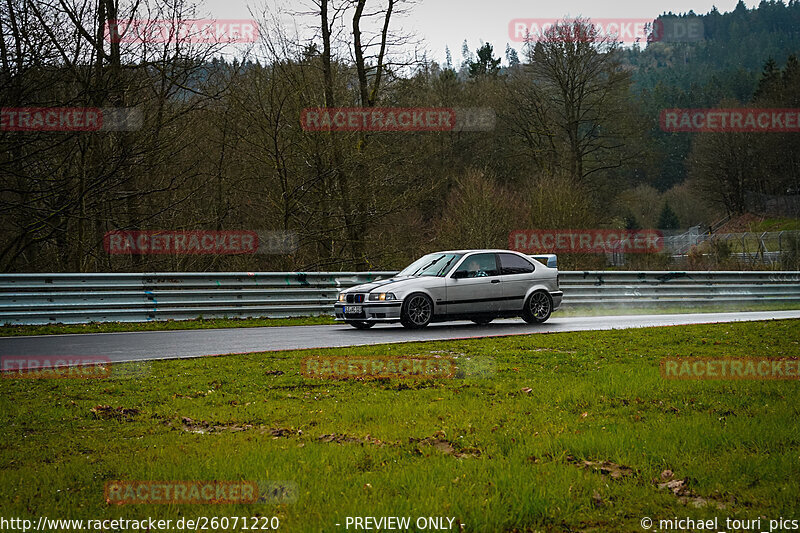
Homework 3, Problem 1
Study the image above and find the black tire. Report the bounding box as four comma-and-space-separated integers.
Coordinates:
522, 291, 553, 324
470, 317, 493, 325
347, 321, 375, 330
400, 293, 434, 329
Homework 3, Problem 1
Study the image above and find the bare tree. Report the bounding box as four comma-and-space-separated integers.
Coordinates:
0, 0, 232, 271
515, 19, 641, 184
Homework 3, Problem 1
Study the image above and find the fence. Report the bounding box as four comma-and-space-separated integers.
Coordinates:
1, 271, 799, 325
662, 229, 799, 264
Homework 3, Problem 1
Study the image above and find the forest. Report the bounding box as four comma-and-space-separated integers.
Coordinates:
1, 0, 798, 272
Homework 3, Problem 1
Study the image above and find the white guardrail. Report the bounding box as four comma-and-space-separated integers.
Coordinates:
0, 271, 799, 325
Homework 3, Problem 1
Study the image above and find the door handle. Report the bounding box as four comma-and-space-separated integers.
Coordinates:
491, 279, 500, 284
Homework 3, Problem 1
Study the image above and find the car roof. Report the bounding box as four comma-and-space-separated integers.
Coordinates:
436, 249, 526, 255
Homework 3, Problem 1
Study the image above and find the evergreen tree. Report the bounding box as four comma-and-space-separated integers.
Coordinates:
657, 203, 681, 229
468, 43, 501, 78
624, 213, 641, 230
754, 58, 781, 100
460, 40, 472, 67
505, 44, 520, 68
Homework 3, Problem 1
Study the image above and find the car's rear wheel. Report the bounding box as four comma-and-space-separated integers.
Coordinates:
400, 293, 433, 329
471, 317, 493, 325
522, 291, 552, 324
347, 321, 375, 330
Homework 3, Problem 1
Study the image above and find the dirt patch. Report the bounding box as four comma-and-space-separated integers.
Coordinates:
559, 456, 730, 509
591, 490, 606, 508
177, 417, 297, 436
539, 455, 732, 510
409, 435, 481, 458
716, 213, 764, 233
654, 469, 729, 509
317, 433, 391, 446
566, 455, 635, 480
90, 405, 140, 421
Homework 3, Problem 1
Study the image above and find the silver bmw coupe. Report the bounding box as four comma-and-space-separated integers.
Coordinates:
334, 249, 562, 329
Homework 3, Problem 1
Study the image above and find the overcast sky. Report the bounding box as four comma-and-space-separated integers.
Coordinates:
203, 0, 760, 63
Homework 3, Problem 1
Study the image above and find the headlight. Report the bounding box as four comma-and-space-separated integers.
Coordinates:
338, 293, 347, 302
368, 292, 396, 301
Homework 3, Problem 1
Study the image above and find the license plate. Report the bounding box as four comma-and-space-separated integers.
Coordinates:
344, 305, 362, 315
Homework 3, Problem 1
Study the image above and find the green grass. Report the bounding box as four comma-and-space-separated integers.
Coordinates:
2, 320, 799, 531
715, 233, 791, 254
0, 315, 336, 337
749, 217, 800, 233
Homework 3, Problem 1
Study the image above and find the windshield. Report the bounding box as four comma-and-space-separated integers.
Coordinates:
397, 253, 463, 278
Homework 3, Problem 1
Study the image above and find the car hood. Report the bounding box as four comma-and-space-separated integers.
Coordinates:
347, 276, 426, 293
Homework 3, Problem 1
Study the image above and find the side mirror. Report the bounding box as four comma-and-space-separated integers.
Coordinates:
452, 270, 468, 279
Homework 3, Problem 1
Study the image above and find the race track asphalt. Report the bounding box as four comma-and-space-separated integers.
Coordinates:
1, 310, 799, 365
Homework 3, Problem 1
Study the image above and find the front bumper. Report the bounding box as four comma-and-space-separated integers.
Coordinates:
334, 301, 402, 322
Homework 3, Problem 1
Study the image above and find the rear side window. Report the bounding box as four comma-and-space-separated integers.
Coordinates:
499, 253, 535, 275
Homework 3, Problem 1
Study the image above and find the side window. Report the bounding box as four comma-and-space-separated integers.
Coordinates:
454, 253, 499, 278
499, 253, 535, 275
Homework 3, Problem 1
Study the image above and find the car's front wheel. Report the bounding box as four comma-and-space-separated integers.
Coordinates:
347, 321, 375, 330
400, 293, 434, 329
522, 291, 553, 324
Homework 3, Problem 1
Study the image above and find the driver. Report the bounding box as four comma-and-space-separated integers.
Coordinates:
467, 259, 487, 278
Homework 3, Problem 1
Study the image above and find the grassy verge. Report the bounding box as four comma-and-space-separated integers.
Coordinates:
0, 315, 336, 337
750, 217, 799, 232
2, 320, 799, 531
3, 302, 798, 337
